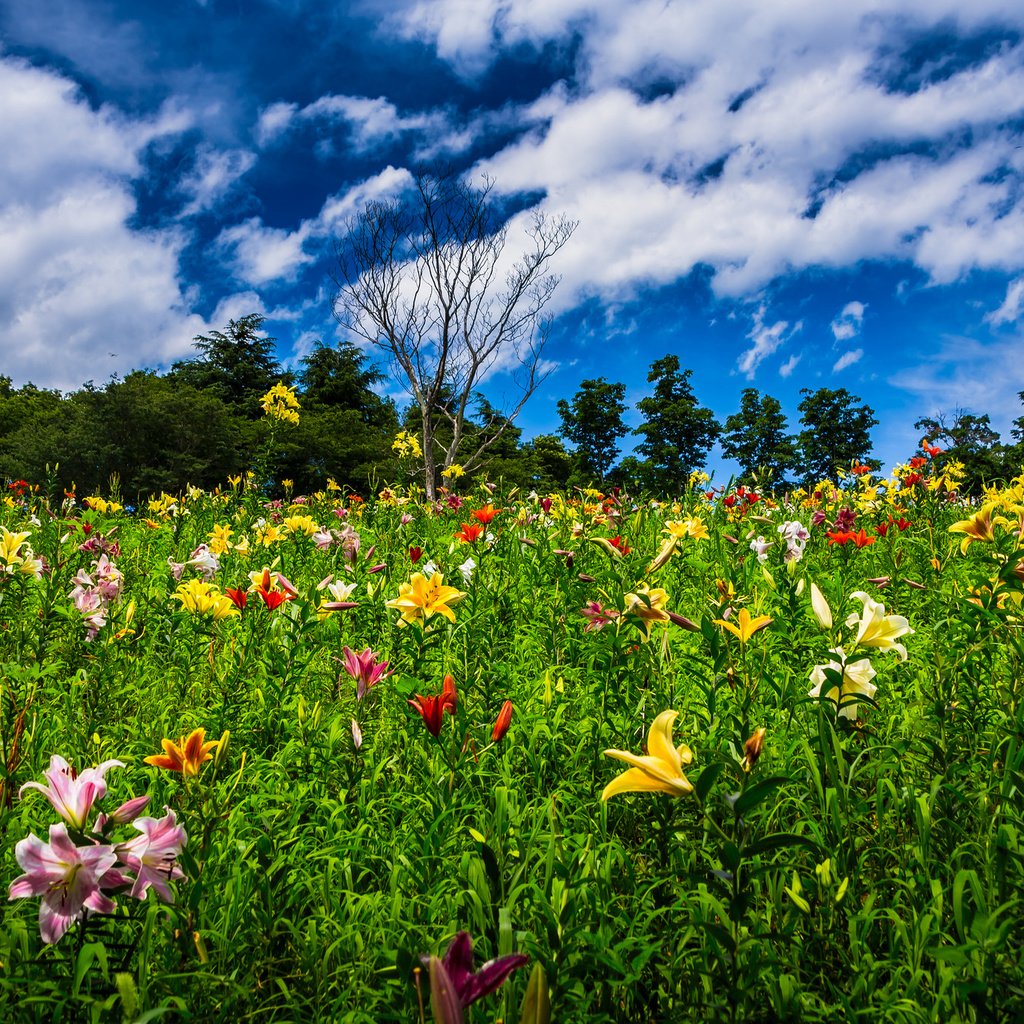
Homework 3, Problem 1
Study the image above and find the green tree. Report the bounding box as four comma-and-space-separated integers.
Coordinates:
721, 388, 799, 489
522, 434, 574, 491
557, 378, 628, 485
915, 408, 1008, 494
796, 387, 878, 483
170, 313, 284, 414
633, 355, 720, 494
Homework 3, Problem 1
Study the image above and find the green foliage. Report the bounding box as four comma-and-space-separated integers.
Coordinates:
633, 355, 721, 494
796, 387, 879, 483
721, 388, 799, 488
915, 409, 1009, 494
557, 377, 629, 484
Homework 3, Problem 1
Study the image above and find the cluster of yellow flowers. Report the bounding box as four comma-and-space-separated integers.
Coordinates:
0, 526, 43, 579
172, 579, 239, 620
260, 382, 300, 425
391, 431, 422, 459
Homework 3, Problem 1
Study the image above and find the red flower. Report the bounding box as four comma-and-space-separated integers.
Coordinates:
608, 535, 631, 555
875, 522, 889, 537
492, 700, 513, 742
902, 473, 922, 487
921, 440, 942, 457
409, 546, 423, 563
409, 675, 458, 737
471, 504, 498, 524
851, 463, 872, 475
723, 495, 737, 508
894, 517, 912, 531
850, 529, 876, 548
745, 492, 760, 505
453, 523, 485, 543
225, 587, 247, 610
909, 456, 927, 469
826, 530, 853, 545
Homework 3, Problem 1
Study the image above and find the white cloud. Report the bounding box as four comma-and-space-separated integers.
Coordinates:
0, 56, 205, 390
779, 353, 802, 378
179, 146, 257, 216
831, 301, 866, 342
832, 348, 863, 372
737, 306, 800, 379
986, 276, 1024, 326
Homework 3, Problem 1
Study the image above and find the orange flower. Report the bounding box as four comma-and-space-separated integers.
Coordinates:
453, 523, 485, 543
471, 504, 498, 525
409, 675, 458, 737
492, 700, 513, 742
144, 728, 221, 776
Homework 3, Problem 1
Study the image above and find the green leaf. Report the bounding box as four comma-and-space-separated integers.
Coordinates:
733, 775, 790, 818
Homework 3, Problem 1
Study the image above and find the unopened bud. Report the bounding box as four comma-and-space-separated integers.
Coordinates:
741, 727, 766, 772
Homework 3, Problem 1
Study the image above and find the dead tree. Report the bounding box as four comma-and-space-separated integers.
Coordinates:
332, 171, 576, 498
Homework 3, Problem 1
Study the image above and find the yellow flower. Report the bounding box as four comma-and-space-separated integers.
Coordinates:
0, 527, 30, 566
172, 579, 239, 620
391, 430, 423, 458
144, 727, 223, 776
714, 607, 773, 643
282, 514, 318, 536
385, 572, 466, 627
253, 521, 282, 546
948, 504, 997, 554
260, 382, 301, 424
623, 584, 671, 638
602, 710, 694, 800
441, 463, 465, 479
208, 523, 234, 555
845, 591, 913, 661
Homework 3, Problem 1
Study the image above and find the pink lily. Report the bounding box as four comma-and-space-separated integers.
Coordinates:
19, 755, 124, 830
342, 647, 391, 700
8, 824, 121, 944
117, 809, 188, 902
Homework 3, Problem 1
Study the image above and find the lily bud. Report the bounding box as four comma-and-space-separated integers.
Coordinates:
666, 610, 700, 632
741, 727, 766, 772
577, 573, 596, 583
809, 582, 832, 630
492, 700, 513, 742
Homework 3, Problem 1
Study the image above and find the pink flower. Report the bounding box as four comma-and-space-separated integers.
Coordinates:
580, 601, 619, 632
342, 647, 391, 700
19, 755, 124, 830
8, 824, 120, 944
117, 809, 188, 903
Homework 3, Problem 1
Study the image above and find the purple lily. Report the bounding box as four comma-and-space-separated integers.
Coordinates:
422, 931, 528, 1011
342, 646, 391, 700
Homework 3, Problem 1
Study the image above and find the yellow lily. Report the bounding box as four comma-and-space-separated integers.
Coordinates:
623, 584, 671, 638
948, 504, 997, 554
385, 572, 466, 627
845, 591, 912, 660
714, 607, 773, 643
602, 710, 694, 800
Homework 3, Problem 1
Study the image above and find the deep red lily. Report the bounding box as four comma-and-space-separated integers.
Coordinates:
409, 675, 458, 737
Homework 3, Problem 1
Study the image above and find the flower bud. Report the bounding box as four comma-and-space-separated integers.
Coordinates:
741, 727, 766, 772
492, 700, 514, 742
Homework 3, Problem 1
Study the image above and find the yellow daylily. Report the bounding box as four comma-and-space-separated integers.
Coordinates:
623, 584, 671, 638
845, 591, 913, 661
172, 579, 240, 620
0, 527, 30, 566
948, 504, 997, 554
714, 607, 773, 643
602, 710, 694, 800
385, 572, 466, 627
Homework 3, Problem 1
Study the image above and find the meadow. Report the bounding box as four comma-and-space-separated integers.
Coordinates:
0, 447, 1022, 1023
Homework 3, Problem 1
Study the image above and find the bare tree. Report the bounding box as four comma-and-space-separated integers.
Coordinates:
332, 170, 577, 498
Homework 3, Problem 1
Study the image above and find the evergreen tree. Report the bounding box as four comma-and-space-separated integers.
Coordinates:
796, 387, 878, 483
633, 355, 720, 494
721, 388, 799, 489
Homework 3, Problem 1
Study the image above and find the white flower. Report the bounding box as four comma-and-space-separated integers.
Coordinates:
749, 537, 772, 563
808, 648, 877, 719
458, 557, 477, 584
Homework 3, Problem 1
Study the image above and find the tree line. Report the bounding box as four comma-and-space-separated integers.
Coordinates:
2, 312, 1021, 501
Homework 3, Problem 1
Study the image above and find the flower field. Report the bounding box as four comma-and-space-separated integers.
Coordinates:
1, 452, 1023, 1022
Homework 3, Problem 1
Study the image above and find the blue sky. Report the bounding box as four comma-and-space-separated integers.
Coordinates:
2, 0, 1024, 479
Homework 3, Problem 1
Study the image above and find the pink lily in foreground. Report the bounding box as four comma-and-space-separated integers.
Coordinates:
19, 755, 125, 830
8, 824, 122, 944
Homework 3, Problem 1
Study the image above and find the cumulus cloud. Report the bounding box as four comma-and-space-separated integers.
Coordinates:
0, 56, 204, 390
179, 146, 257, 216
831, 301, 866, 342
779, 353, 802, 378
832, 348, 864, 372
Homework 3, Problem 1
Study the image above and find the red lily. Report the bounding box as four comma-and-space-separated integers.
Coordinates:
225, 587, 247, 610
492, 700, 513, 742
409, 675, 458, 737
471, 504, 498, 525
850, 529, 876, 548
